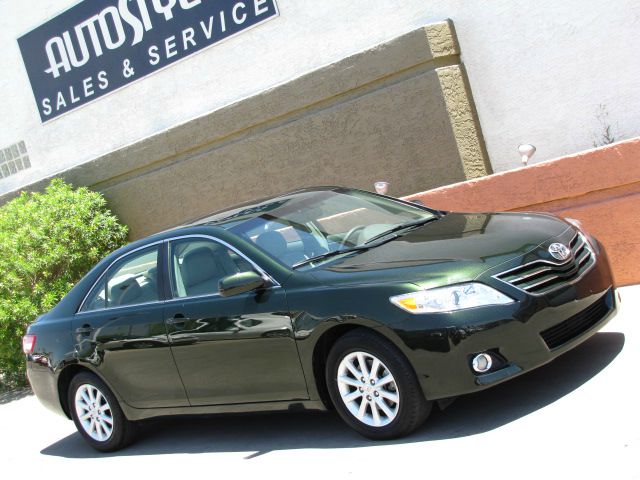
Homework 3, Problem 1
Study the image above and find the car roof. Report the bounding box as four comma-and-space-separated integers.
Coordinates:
91, 187, 344, 262
94, 187, 349, 264
184, 185, 347, 227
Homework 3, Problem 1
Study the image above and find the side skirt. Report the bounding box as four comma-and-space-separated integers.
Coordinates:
120, 399, 328, 421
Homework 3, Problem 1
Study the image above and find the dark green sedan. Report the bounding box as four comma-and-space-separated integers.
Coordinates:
23, 186, 617, 451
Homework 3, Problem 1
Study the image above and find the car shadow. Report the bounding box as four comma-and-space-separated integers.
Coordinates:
40, 331, 625, 459
0, 387, 33, 405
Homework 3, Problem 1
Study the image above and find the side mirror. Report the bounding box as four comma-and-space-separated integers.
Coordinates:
219, 271, 266, 297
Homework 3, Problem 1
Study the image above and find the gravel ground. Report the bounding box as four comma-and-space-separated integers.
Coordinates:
1, 285, 638, 480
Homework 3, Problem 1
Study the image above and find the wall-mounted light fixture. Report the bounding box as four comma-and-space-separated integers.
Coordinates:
374, 181, 389, 195
518, 144, 536, 166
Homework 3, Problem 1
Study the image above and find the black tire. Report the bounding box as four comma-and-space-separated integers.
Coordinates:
325, 329, 432, 440
68, 372, 136, 452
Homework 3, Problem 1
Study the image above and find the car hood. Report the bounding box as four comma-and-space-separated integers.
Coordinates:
309, 212, 572, 288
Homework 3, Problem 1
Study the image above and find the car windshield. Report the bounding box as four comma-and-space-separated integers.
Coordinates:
202, 188, 437, 269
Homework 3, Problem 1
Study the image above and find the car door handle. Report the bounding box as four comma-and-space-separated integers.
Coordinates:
166, 314, 188, 325
75, 325, 94, 335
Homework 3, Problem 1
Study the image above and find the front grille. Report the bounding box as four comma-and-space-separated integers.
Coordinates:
494, 233, 595, 295
540, 290, 612, 350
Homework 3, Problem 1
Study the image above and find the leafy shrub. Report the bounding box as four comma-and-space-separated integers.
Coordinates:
0, 179, 128, 390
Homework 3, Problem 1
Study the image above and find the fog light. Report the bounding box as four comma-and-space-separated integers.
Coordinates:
472, 353, 493, 373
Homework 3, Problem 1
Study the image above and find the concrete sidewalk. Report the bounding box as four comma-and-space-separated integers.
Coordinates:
1, 286, 638, 480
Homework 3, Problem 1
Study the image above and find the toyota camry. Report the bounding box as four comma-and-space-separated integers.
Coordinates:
23, 186, 617, 451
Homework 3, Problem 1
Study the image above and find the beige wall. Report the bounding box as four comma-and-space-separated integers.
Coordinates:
1, 20, 490, 240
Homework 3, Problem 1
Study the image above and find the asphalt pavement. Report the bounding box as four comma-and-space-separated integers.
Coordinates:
1, 285, 638, 480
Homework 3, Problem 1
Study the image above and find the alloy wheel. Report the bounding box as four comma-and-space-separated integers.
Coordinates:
336, 351, 400, 427
74, 384, 114, 442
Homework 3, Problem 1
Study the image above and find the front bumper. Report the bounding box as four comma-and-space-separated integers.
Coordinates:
391, 237, 617, 401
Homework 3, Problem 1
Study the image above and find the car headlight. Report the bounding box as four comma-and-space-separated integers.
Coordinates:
390, 283, 514, 314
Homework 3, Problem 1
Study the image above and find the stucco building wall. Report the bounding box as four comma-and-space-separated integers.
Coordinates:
2, 0, 639, 197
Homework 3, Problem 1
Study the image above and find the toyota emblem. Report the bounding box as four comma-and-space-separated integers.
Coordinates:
548, 243, 571, 261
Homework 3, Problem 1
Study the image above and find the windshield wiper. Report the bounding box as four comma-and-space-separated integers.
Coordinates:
363, 216, 439, 245
292, 236, 396, 269
292, 216, 441, 269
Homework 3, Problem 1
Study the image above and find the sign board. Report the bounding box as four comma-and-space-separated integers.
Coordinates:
18, 0, 279, 123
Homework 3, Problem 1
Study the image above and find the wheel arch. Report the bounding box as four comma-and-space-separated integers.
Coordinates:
57, 363, 117, 419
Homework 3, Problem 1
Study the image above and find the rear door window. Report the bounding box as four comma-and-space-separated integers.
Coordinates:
80, 247, 160, 312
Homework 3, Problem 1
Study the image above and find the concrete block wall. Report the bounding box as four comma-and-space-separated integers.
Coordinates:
0, 21, 491, 240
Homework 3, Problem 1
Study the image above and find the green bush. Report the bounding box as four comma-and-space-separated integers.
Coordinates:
0, 179, 128, 391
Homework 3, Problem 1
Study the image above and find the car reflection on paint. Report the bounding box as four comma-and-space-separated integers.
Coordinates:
24, 186, 617, 451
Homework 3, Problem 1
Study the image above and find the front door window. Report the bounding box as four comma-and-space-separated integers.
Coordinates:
169, 239, 255, 298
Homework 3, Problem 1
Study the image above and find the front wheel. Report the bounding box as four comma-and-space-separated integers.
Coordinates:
326, 329, 432, 439
68, 372, 136, 452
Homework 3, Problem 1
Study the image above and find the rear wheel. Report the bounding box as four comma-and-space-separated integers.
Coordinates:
68, 372, 136, 452
326, 329, 432, 439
